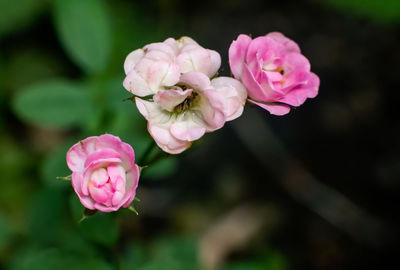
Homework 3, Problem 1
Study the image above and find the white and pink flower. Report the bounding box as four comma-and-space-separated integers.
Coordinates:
123, 37, 247, 154
66, 134, 140, 212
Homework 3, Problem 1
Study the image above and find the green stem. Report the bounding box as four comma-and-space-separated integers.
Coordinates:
139, 140, 157, 166
146, 150, 170, 166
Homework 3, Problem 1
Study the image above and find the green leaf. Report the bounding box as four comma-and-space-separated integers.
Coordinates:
13, 80, 94, 129
54, 0, 112, 73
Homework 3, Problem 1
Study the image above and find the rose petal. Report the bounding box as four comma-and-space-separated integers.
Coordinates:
66, 136, 97, 172
123, 69, 154, 96
249, 99, 291, 116
153, 89, 193, 112
107, 164, 126, 188
197, 89, 226, 131
170, 116, 206, 141
97, 134, 136, 169
148, 123, 191, 154
89, 184, 109, 204
179, 72, 211, 90
241, 64, 271, 101
211, 77, 247, 121
124, 49, 145, 74
266, 32, 301, 53
84, 149, 121, 169
90, 168, 109, 186
229, 34, 252, 79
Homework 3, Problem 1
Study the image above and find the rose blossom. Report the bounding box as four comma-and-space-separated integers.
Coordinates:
66, 134, 140, 212
135, 72, 247, 154
123, 36, 221, 97
229, 32, 320, 115
123, 37, 246, 154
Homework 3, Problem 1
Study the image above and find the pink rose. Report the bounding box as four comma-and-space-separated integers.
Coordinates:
135, 72, 247, 154
229, 32, 320, 115
66, 134, 140, 212
123, 37, 221, 97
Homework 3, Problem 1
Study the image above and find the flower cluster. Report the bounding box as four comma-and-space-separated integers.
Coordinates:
65, 33, 319, 213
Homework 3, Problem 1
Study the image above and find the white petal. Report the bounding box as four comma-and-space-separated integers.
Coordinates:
124, 49, 145, 74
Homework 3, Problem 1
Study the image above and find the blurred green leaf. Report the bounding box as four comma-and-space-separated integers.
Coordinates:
0, 0, 48, 36
107, 1, 164, 74
12, 79, 94, 129
3, 49, 65, 92
121, 244, 147, 270
317, 0, 400, 23
79, 212, 119, 246
0, 135, 34, 213
26, 187, 67, 242
54, 0, 112, 73
223, 250, 288, 270
142, 156, 179, 180
152, 236, 198, 267
56, 228, 99, 257
10, 248, 113, 270
139, 260, 190, 270
41, 141, 74, 188
0, 211, 12, 250
69, 192, 85, 221
69, 193, 119, 246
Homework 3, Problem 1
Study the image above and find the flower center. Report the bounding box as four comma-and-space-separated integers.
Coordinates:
276, 67, 285, 75
173, 91, 199, 113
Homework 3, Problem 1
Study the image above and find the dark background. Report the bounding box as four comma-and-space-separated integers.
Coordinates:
0, 0, 399, 269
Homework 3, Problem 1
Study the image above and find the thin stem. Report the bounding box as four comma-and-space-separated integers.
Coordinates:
146, 150, 170, 166
139, 140, 157, 166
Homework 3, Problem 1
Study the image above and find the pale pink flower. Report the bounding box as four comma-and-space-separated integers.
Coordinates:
123, 37, 221, 97
229, 32, 319, 115
135, 72, 247, 154
66, 134, 140, 212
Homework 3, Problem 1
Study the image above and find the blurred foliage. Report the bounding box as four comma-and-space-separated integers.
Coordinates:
316, 0, 400, 23
0, 0, 49, 36
223, 250, 287, 270
54, 0, 112, 74
12, 80, 94, 129
10, 249, 113, 270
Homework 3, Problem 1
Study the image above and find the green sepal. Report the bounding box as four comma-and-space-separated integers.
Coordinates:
56, 175, 71, 181
79, 208, 98, 223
